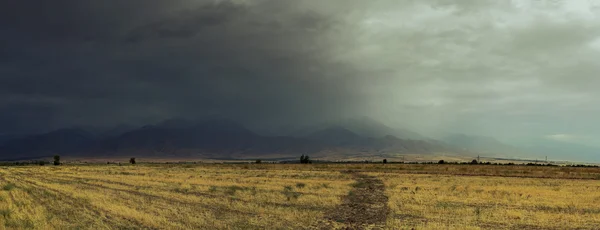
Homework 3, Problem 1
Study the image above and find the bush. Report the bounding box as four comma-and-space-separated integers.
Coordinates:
282, 186, 302, 201
438, 160, 445, 164
471, 159, 478, 164
300, 155, 311, 164
295, 183, 306, 189
2, 183, 16, 191
255, 159, 262, 164
383, 159, 387, 164
129, 158, 136, 164
53, 155, 60, 166
0, 208, 12, 218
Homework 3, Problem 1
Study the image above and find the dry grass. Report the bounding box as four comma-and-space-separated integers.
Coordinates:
374, 172, 600, 229
1, 163, 600, 229
0, 164, 353, 229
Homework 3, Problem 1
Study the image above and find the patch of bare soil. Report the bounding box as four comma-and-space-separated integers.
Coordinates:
313, 170, 390, 230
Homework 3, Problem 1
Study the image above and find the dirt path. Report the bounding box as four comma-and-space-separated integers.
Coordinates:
314, 171, 390, 230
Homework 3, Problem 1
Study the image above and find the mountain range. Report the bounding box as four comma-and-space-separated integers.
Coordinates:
0, 118, 466, 161
2, 117, 597, 162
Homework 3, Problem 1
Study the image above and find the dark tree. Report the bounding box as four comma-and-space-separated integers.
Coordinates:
129, 158, 136, 164
438, 160, 445, 164
383, 159, 388, 164
300, 155, 310, 164
255, 159, 262, 164
53, 155, 60, 166
471, 159, 478, 164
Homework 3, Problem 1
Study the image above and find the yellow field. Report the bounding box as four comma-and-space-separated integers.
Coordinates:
1, 164, 600, 229
0, 165, 353, 229
376, 173, 600, 229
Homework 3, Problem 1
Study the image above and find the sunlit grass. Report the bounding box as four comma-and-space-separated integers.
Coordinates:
375, 172, 600, 229
1, 163, 599, 229
0, 165, 353, 229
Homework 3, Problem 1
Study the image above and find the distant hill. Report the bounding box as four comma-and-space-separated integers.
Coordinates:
439, 133, 520, 156
306, 126, 362, 145
280, 116, 426, 140
0, 128, 96, 159
339, 116, 425, 140
99, 124, 138, 138
304, 126, 460, 154
0, 119, 463, 160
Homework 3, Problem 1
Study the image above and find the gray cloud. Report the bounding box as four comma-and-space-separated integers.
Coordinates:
1, 0, 600, 150
0, 0, 368, 133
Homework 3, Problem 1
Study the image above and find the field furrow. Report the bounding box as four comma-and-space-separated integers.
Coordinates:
2, 164, 600, 229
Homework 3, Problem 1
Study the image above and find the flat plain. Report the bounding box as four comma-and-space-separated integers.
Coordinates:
1, 163, 600, 229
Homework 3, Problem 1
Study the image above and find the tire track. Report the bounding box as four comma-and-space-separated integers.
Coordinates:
315, 171, 390, 230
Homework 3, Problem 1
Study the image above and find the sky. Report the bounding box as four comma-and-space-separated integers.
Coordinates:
1, 0, 600, 149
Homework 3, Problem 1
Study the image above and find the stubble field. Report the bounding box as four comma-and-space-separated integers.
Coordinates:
1, 163, 600, 229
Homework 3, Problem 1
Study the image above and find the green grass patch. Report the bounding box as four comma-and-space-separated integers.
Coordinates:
2, 183, 16, 191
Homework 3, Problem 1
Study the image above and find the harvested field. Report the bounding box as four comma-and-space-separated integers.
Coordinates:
0, 165, 353, 229
1, 163, 600, 229
375, 173, 600, 229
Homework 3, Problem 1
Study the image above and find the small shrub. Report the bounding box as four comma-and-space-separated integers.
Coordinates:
383, 159, 387, 164
438, 160, 445, 164
129, 158, 136, 164
208, 186, 217, 192
282, 186, 301, 201
295, 183, 306, 189
2, 183, 16, 191
471, 159, 478, 164
255, 159, 262, 164
0, 208, 12, 218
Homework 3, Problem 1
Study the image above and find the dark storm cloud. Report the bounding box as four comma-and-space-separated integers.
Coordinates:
0, 0, 366, 133
3, 0, 600, 151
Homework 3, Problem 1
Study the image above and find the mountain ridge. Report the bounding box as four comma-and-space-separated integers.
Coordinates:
0, 118, 463, 160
